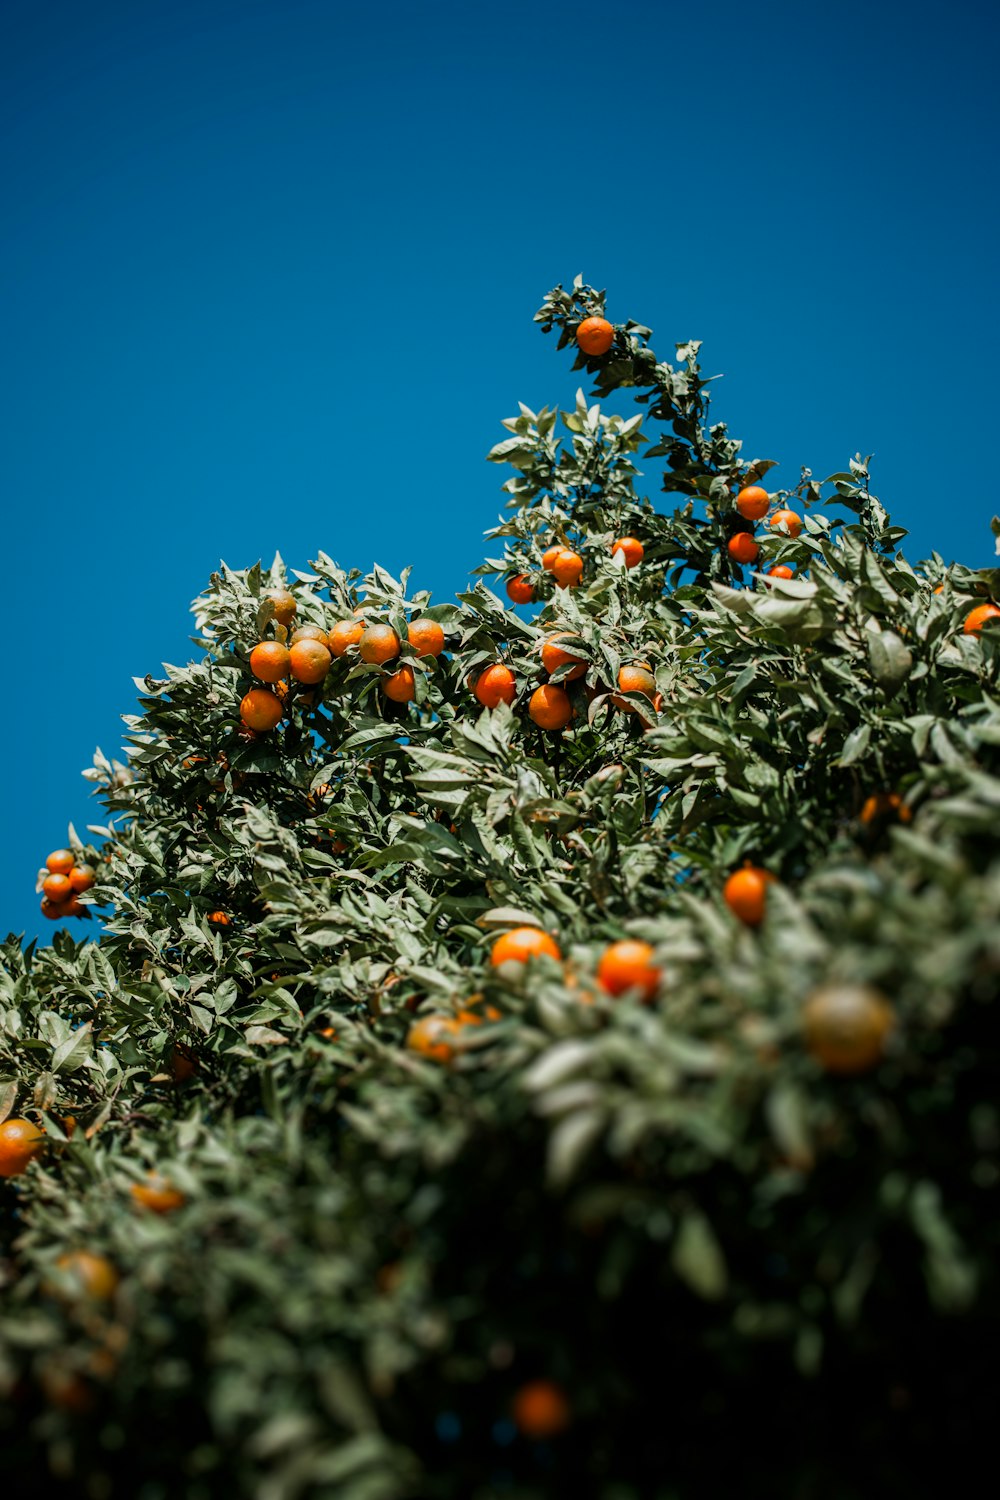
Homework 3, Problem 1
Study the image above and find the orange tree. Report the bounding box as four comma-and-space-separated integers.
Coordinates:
2, 278, 1000, 1499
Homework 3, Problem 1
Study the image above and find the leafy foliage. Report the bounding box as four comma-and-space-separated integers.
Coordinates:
3, 279, 1000, 1498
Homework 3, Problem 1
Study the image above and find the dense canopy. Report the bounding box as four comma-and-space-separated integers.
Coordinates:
3, 280, 1000, 1498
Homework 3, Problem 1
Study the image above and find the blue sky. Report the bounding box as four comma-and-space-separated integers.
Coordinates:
4, 0, 998, 945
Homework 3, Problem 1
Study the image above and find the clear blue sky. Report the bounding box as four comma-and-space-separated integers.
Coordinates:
4, 0, 998, 945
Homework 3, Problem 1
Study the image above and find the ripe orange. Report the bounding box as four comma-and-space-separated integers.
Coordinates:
723, 866, 775, 926
290, 624, 328, 645
550, 549, 584, 588
613, 663, 657, 713
328, 618, 365, 656
766, 564, 794, 580
240, 687, 283, 732
475, 664, 516, 708
770, 509, 803, 537
597, 940, 661, 1001
735, 485, 769, 520
859, 791, 912, 825
490, 927, 561, 967
541, 545, 565, 572
507, 574, 536, 604
406, 1014, 463, 1063
288, 638, 332, 684
358, 624, 401, 664
69, 865, 96, 894
383, 665, 416, 702
170, 1045, 196, 1082
576, 315, 615, 356
963, 602, 1000, 635
802, 984, 895, 1074
0, 1118, 45, 1177
529, 683, 573, 731
249, 641, 291, 683
52, 1251, 119, 1302
266, 589, 296, 626
207, 910, 231, 926
611, 536, 644, 568
727, 532, 760, 565
130, 1173, 186, 1214
45, 849, 75, 875
408, 618, 445, 657
512, 1379, 571, 1438
541, 632, 586, 681
41, 897, 70, 921
42, 873, 73, 903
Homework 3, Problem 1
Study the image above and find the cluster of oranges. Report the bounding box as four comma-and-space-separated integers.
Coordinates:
506, 533, 644, 606
39, 848, 95, 922
239, 592, 446, 732
728, 485, 803, 571
240, 578, 662, 738
0, 1108, 186, 1222
721, 862, 896, 1072
471, 633, 661, 734
406, 926, 664, 1063
405, 911, 893, 1075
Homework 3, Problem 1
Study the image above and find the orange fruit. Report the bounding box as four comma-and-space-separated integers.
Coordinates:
541, 544, 565, 572
288, 638, 332, 684
963, 602, 1000, 635
616, 663, 656, 701
766, 564, 794, 580
613, 664, 657, 721
52, 1251, 119, 1302
735, 486, 770, 520
541, 632, 586, 681
512, 1379, 571, 1438
550, 549, 584, 588
242, 687, 284, 732
770, 509, 802, 537
576, 316, 615, 356
170, 1046, 196, 1083
130, 1173, 185, 1214
727, 532, 760, 565
475, 664, 516, 708
507, 574, 536, 604
383, 665, 416, 702
207, 910, 231, 926
358, 624, 401, 664
597, 940, 661, 1001
802, 984, 895, 1074
0, 1119, 45, 1177
41, 897, 70, 921
328, 618, 365, 656
240, 687, 283, 732
266, 590, 296, 626
406, 1014, 463, 1063
407, 618, 445, 657
290, 624, 329, 645
249, 641, 291, 683
45, 849, 75, 875
611, 536, 644, 568
42, 873, 73, 903
529, 683, 573, 731
932, 584, 944, 595
490, 927, 561, 967
69, 865, 96, 894
723, 866, 775, 927
859, 791, 912, 826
